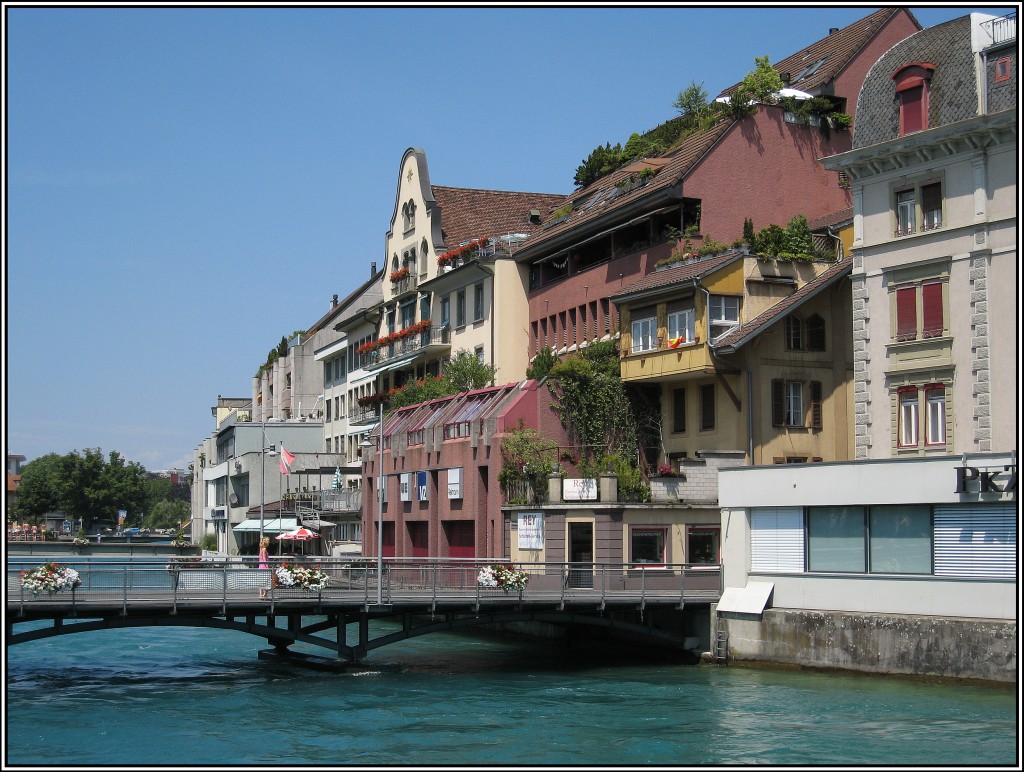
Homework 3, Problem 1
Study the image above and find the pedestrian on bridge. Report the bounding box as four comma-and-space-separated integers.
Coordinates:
258, 537, 271, 599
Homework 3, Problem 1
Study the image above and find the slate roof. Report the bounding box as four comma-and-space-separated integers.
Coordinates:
431, 186, 567, 251
853, 14, 982, 148
718, 8, 919, 97
713, 259, 852, 352
610, 251, 745, 303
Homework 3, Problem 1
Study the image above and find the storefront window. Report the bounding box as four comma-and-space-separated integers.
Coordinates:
688, 528, 719, 564
631, 528, 666, 565
807, 506, 866, 572
869, 505, 932, 574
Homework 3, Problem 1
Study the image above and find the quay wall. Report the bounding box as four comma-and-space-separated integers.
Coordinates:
6, 543, 200, 559
716, 607, 1017, 683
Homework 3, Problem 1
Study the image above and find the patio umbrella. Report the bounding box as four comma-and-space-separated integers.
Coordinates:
276, 527, 320, 555
332, 467, 342, 490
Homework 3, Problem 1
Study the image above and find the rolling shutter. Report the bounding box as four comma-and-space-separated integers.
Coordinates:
933, 504, 1016, 578
751, 507, 805, 572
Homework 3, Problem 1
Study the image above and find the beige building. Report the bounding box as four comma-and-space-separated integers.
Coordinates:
611, 251, 854, 470
823, 11, 1017, 459
363, 148, 565, 395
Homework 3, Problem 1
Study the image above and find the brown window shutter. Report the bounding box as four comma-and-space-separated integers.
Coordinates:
810, 381, 823, 429
771, 379, 785, 426
921, 281, 943, 337
895, 286, 917, 340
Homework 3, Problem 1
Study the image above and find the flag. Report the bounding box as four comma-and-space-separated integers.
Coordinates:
280, 446, 296, 475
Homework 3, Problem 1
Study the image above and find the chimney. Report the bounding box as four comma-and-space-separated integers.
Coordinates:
829, 27, 839, 34
332, 294, 338, 308
779, 72, 791, 86
371, 261, 377, 277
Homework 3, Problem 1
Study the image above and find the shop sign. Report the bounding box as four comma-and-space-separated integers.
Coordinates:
416, 471, 428, 501
517, 512, 543, 550
399, 473, 411, 501
447, 467, 462, 499
563, 478, 597, 501
954, 463, 1016, 495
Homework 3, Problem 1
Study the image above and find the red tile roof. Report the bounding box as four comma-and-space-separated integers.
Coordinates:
808, 207, 854, 232
431, 186, 567, 250
718, 8, 917, 97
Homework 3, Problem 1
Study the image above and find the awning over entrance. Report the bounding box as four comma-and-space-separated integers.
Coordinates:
232, 517, 300, 534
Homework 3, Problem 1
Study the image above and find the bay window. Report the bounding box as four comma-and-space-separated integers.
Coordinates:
631, 314, 657, 353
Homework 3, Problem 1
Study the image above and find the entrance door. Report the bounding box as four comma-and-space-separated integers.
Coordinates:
568, 521, 593, 588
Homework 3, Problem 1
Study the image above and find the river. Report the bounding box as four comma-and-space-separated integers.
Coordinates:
5, 613, 1017, 766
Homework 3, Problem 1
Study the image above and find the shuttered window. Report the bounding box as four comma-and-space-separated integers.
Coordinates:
933, 504, 1016, 579
895, 285, 917, 340
809, 381, 823, 430
750, 507, 805, 572
899, 84, 926, 134
771, 379, 785, 426
921, 281, 944, 337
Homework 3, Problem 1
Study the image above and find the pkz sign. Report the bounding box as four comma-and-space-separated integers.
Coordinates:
954, 463, 1016, 495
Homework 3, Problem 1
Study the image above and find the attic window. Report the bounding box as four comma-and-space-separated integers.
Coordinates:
995, 57, 1011, 82
793, 57, 828, 83
892, 62, 935, 136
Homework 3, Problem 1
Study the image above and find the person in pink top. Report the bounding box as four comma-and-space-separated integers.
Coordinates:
258, 536, 271, 599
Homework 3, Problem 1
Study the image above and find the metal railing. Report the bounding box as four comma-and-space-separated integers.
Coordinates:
7, 558, 721, 613
981, 12, 1016, 47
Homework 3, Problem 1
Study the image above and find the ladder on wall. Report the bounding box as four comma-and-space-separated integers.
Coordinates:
714, 629, 728, 664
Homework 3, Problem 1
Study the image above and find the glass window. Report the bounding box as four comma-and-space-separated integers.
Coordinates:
688, 528, 719, 564
672, 388, 686, 433
631, 316, 657, 353
667, 309, 695, 345
785, 315, 803, 350
474, 283, 485, 321
869, 505, 932, 574
631, 528, 666, 565
456, 290, 466, 327
708, 295, 740, 341
899, 388, 919, 447
785, 381, 803, 427
441, 296, 451, 328
925, 386, 946, 446
895, 189, 916, 236
807, 505, 866, 572
806, 315, 826, 351
921, 182, 942, 230
700, 383, 715, 431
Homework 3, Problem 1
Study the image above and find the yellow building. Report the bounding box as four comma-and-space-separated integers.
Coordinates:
612, 251, 853, 469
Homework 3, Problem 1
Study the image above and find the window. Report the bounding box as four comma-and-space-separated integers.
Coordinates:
631, 315, 657, 353
326, 399, 332, 422
898, 387, 919, 448
700, 383, 715, 431
925, 384, 946, 446
324, 361, 332, 386
785, 315, 803, 350
631, 528, 666, 565
672, 388, 686, 433
473, 283, 485, 321
892, 62, 934, 136
688, 528, 720, 564
708, 295, 740, 341
894, 280, 945, 341
995, 56, 1012, 82
419, 240, 428, 276
894, 179, 943, 237
667, 308, 695, 346
456, 289, 466, 327
807, 506, 866, 572
441, 296, 451, 329
869, 505, 932, 574
772, 379, 820, 428
475, 346, 484, 363
806, 315, 826, 351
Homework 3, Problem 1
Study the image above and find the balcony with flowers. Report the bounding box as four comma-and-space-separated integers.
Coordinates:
389, 266, 416, 297
358, 319, 452, 371
436, 236, 489, 274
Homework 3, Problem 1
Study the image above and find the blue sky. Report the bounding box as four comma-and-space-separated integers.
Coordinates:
5, 4, 1015, 472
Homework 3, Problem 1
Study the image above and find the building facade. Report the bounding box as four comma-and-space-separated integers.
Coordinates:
823, 11, 1017, 459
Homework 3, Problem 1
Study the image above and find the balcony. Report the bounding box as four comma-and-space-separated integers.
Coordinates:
365, 325, 451, 371
389, 272, 417, 297
980, 12, 1016, 48
620, 337, 714, 383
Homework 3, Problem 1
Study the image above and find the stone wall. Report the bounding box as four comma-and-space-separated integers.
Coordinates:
716, 607, 1017, 683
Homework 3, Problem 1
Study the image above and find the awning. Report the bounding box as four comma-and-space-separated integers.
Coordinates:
232, 517, 300, 533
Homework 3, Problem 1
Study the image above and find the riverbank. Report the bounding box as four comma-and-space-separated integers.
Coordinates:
6, 542, 200, 559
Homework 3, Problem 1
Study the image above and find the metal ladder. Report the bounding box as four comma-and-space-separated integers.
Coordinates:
714, 629, 728, 664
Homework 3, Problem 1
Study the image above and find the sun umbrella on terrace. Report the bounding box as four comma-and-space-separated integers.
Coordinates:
276, 527, 320, 555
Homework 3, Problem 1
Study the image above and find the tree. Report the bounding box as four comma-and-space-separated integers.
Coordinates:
673, 80, 710, 117
727, 56, 785, 118
11, 448, 151, 532
144, 499, 190, 530
574, 142, 623, 188
443, 350, 496, 392
526, 347, 559, 380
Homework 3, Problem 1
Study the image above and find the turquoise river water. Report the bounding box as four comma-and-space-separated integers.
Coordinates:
4, 560, 1019, 766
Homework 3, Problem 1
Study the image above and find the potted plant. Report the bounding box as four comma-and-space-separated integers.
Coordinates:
19, 562, 81, 596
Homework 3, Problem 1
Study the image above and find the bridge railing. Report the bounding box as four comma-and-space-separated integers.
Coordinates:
6, 558, 721, 611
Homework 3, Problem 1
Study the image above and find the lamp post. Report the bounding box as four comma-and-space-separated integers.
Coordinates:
259, 421, 277, 544
361, 400, 385, 605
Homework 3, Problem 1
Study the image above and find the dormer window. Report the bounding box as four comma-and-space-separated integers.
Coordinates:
892, 62, 935, 136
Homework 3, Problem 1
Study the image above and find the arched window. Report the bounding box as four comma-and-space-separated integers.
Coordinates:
419, 239, 428, 276
403, 199, 416, 231
785, 315, 803, 350
391, 254, 399, 272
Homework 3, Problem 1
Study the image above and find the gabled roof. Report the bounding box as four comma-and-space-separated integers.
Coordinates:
431, 186, 566, 250
807, 207, 853, 232
719, 8, 918, 97
516, 119, 734, 259
305, 268, 385, 336
713, 259, 852, 352
610, 251, 745, 304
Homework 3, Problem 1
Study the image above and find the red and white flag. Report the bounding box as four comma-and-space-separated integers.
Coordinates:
280, 446, 296, 475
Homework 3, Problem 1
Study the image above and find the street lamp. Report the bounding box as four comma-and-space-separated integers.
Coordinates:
259, 422, 278, 543
360, 400, 385, 604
